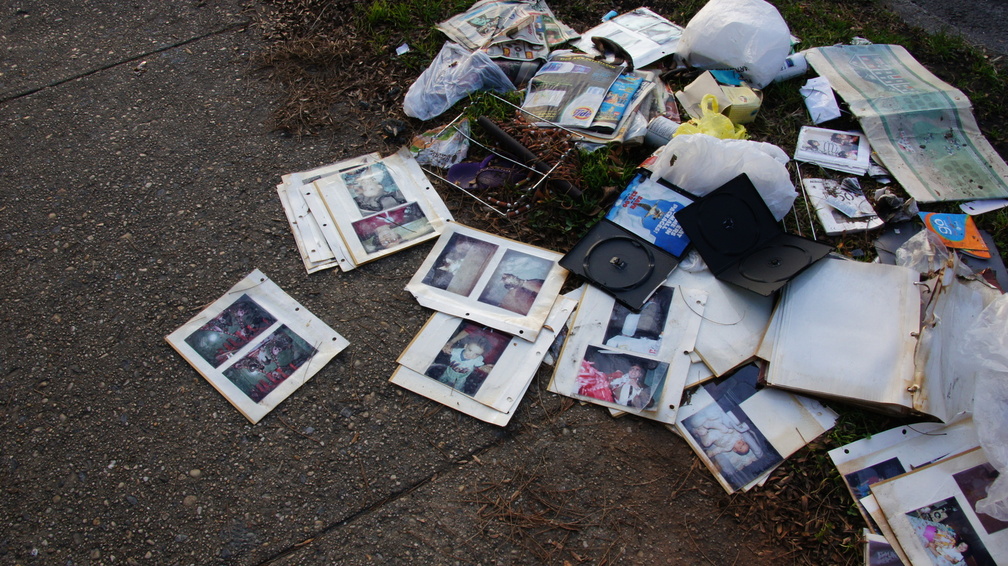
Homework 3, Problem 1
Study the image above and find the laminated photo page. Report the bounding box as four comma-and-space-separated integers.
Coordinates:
315, 148, 453, 266
547, 278, 709, 424
405, 223, 568, 341
390, 295, 576, 425
165, 270, 350, 424
675, 362, 838, 494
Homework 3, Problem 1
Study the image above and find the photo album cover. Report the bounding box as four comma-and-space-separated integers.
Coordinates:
405, 224, 568, 341
165, 270, 349, 424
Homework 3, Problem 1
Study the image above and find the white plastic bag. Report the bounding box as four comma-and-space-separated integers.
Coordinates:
647, 134, 796, 220
403, 42, 515, 121
677, 0, 792, 89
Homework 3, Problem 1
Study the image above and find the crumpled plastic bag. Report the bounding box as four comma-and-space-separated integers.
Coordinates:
676, 0, 792, 89
673, 94, 747, 139
959, 293, 1008, 520
647, 133, 796, 220
403, 42, 515, 121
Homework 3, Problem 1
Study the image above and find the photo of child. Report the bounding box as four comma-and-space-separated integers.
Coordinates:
342, 162, 407, 214
906, 496, 996, 566
574, 346, 667, 410
424, 322, 508, 396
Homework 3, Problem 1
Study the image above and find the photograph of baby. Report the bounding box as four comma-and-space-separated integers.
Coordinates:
602, 286, 674, 356
351, 202, 434, 253
574, 346, 667, 410
424, 321, 509, 396
906, 496, 996, 566
477, 249, 554, 315
682, 364, 783, 491
421, 233, 499, 296
184, 294, 276, 367
222, 326, 317, 403
342, 162, 407, 215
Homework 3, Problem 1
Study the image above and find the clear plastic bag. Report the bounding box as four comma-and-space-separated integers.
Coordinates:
403, 42, 515, 121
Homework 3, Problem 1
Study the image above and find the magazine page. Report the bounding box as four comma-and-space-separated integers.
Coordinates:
806, 44, 1008, 202
801, 177, 884, 236
165, 270, 350, 424
547, 280, 708, 424
829, 417, 980, 531
521, 52, 625, 128
674, 363, 838, 494
604, 173, 693, 257
391, 295, 575, 424
793, 126, 871, 175
871, 447, 1008, 566
572, 7, 683, 69
761, 257, 920, 413
405, 223, 567, 342
316, 149, 451, 266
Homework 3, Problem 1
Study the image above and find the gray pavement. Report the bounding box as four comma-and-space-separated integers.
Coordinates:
1, 1, 1002, 565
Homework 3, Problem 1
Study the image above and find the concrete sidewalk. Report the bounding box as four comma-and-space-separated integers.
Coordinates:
0, 3, 788, 564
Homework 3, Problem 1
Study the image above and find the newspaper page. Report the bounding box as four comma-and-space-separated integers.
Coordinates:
806, 44, 1008, 202
521, 52, 625, 127
436, 0, 578, 51
573, 7, 683, 69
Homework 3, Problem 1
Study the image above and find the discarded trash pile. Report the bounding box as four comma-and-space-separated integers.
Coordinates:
172, 0, 1008, 563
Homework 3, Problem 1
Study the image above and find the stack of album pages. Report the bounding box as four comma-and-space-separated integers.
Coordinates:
545, 260, 838, 493
166, 270, 349, 424
390, 224, 575, 426
830, 417, 1008, 565
276, 148, 453, 273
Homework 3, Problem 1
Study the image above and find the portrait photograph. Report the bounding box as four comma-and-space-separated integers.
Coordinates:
602, 286, 674, 356
477, 249, 553, 315
574, 346, 667, 410
352, 202, 434, 254
341, 161, 407, 215
183, 294, 276, 367
421, 232, 499, 295
681, 400, 781, 493
423, 321, 510, 397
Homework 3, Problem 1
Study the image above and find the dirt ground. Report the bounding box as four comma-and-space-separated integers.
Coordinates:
1, 1, 1000, 565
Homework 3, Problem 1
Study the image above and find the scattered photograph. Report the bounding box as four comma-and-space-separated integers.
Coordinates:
681, 400, 781, 493
421, 231, 499, 295
575, 346, 667, 410
424, 321, 510, 396
477, 249, 554, 315
166, 269, 350, 424
905, 496, 996, 566
342, 161, 408, 215
352, 202, 434, 253
222, 326, 317, 403
954, 464, 1008, 534
844, 457, 908, 500
183, 294, 276, 367
602, 286, 674, 356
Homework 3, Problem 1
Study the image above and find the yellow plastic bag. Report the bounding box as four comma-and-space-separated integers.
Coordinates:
673, 94, 747, 139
